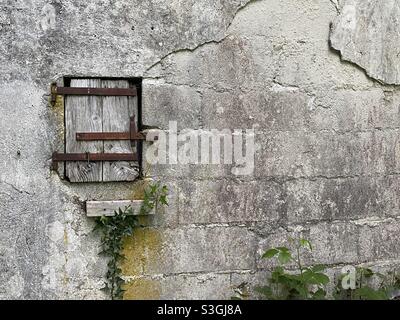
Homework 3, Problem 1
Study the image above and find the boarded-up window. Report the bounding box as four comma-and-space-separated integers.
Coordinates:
64, 78, 139, 182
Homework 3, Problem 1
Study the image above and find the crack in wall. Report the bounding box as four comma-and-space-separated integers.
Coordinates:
328, 40, 385, 86
144, 0, 264, 75
0, 181, 33, 196
330, 0, 400, 85
329, 0, 340, 14
144, 39, 225, 75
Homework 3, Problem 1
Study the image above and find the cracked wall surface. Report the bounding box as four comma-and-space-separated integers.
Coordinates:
1, 0, 400, 299
330, 0, 400, 85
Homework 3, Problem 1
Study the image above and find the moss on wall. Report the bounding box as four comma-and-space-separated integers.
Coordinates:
121, 228, 162, 299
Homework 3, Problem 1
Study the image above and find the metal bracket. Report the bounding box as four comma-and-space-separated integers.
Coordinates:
51, 116, 151, 170
76, 116, 145, 141
50, 83, 137, 106
52, 152, 138, 162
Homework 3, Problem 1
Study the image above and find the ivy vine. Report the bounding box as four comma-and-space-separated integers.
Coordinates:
94, 181, 169, 300
94, 206, 137, 300
140, 181, 168, 215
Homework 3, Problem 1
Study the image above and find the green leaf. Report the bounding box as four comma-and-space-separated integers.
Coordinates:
292, 283, 309, 299
299, 239, 312, 251
278, 250, 292, 264
160, 195, 168, 206
312, 288, 327, 300
302, 270, 329, 285
363, 268, 374, 278
311, 264, 326, 272
100, 216, 108, 224
262, 248, 279, 259
357, 267, 374, 278
355, 287, 388, 300
255, 286, 274, 299
312, 273, 330, 285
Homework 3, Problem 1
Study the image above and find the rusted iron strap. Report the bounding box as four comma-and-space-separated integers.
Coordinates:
52, 152, 138, 162
76, 115, 146, 141
76, 132, 146, 141
53, 86, 137, 96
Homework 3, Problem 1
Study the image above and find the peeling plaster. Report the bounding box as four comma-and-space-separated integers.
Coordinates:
330, 0, 400, 85
144, 0, 263, 75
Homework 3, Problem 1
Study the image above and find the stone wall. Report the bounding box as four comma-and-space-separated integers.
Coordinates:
0, 0, 399, 299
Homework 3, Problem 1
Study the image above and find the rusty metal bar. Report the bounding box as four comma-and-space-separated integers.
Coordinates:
76, 115, 146, 141
52, 86, 137, 96
52, 152, 138, 162
75, 132, 147, 141
76, 132, 146, 141
76, 132, 131, 141
129, 115, 145, 142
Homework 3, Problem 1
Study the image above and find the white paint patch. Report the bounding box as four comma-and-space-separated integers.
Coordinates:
41, 257, 60, 291
40, 4, 57, 31
352, 217, 396, 227
341, 5, 357, 31
307, 96, 316, 111
46, 220, 64, 242
0, 11, 10, 25
8, 274, 24, 298
271, 83, 299, 93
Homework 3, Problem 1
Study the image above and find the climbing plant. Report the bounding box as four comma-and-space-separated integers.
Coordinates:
94, 206, 137, 300
94, 181, 169, 300
139, 181, 168, 215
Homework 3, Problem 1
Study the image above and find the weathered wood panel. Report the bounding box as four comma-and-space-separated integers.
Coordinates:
65, 79, 103, 182
64, 78, 139, 182
86, 200, 151, 217
102, 80, 139, 182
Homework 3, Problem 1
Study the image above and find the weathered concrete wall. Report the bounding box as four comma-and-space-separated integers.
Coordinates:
0, 0, 399, 299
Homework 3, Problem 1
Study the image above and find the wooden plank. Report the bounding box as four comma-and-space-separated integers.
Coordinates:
65, 79, 103, 182
86, 200, 151, 217
102, 80, 139, 182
